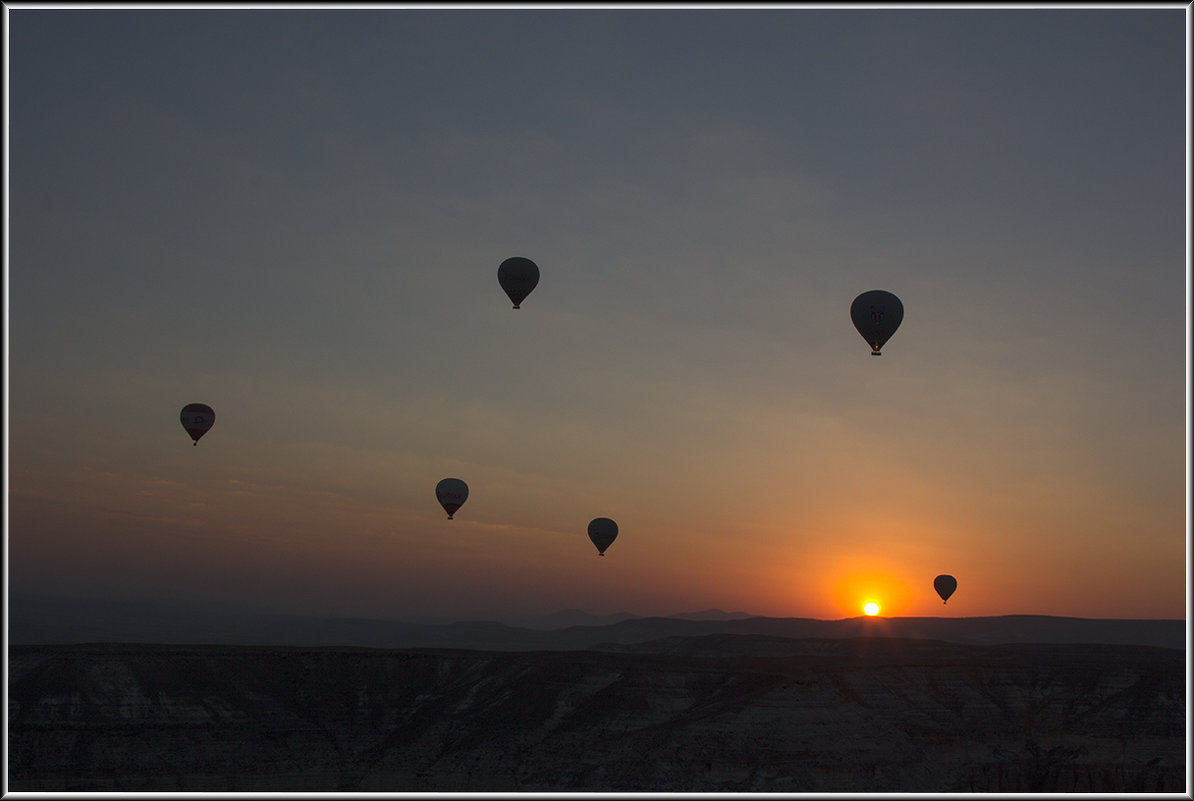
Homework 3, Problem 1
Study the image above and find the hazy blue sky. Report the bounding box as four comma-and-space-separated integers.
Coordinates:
7, 7, 1187, 622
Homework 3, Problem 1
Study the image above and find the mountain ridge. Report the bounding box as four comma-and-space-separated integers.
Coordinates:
9, 595, 1184, 651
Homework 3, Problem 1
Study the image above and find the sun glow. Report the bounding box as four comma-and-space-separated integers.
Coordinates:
863, 602, 880, 616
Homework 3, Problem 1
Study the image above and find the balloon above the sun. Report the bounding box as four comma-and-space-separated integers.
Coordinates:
863, 602, 880, 616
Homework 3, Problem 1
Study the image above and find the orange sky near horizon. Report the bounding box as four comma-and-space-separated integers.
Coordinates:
9, 391, 1185, 622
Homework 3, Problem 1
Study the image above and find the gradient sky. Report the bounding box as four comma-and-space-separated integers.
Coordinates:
7, 7, 1188, 623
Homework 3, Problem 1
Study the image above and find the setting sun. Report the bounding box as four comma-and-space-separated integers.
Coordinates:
863, 602, 880, 616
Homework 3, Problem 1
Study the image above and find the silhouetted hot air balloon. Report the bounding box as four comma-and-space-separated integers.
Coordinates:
850, 290, 904, 355
180, 403, 215, 446
588, 517, 618, 556
497, 257, 540, 309
435, 478, 469, 519
934, 574, 957, 604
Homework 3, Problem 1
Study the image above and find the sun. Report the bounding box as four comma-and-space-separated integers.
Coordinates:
863, 601, 880, 616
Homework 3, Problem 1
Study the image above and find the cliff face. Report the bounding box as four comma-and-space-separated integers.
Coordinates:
8, 637, 1185, 792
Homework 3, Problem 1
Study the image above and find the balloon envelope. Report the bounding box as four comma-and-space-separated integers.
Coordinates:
587, 517, 618, 556
934, 574, 957, 604
435, 478, 469, 519
180, 403, 215, 445
497, 257, 540, 309
850, 290, 904, 354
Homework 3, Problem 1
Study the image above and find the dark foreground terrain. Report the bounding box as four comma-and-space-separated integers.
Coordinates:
8, 635, 1185, 792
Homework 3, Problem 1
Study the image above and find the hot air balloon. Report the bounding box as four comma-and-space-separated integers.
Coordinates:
934, 574, 957, 604
497, 256, 540, 309
588, 517, 618, 556
850, 290, 904, 355
180, 403, 215, 446
435, 478, 469, 519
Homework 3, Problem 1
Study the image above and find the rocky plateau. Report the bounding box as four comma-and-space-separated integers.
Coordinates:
7, 634, 1185, 792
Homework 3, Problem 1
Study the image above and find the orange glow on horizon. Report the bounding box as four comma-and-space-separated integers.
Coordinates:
825, 567, 916, 619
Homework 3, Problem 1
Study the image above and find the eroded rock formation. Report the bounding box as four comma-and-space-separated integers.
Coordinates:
8, 636, 1184, 792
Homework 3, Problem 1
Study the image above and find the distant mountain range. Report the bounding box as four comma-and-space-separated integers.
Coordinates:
501, 607, 754, 629
9, 595, 1184, 651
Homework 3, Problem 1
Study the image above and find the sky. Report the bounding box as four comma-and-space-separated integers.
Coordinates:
6, 6, 1189, 624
